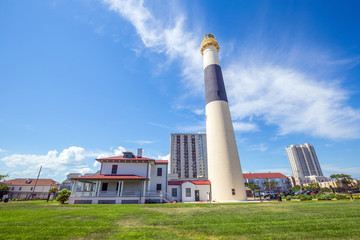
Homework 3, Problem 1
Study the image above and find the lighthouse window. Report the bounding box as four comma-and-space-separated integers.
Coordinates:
203, 34, 215, 40
232, 188, 236, 195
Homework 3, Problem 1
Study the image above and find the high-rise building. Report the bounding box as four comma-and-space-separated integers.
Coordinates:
170, 133, 208, 179
286, 143, 324, 185
201, 33, 247, 201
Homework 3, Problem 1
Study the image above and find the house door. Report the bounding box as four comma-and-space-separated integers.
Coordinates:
195, 190, 200, 201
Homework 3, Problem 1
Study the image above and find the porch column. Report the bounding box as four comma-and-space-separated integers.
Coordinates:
97, 181, 102, 196
117, 180, 121, 197
142, 180, 146, 197
147, 180, 150, 192
81, 182, 85, 192
120, 181, 124, 197
71, 180, 77, 197
94, 181, 99, 196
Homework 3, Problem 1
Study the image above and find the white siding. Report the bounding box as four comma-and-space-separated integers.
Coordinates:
101, 162, 148, 177
168, 185, 182, 202
195, 185, 211, 201
149, 163, 168, 192
181, 182, 195, 202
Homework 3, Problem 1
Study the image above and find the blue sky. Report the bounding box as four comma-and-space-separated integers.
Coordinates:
1, 0, 360, 182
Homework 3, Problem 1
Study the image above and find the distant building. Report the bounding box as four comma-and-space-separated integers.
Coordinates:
170, 133, 207, 179
243, 173, 292, 190
60, 172, 99, 191
286, 143, 324, 185
3, 178, 60, 199
59, 173, 82, 191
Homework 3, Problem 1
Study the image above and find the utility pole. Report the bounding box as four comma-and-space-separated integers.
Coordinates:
31, 166, 42, 199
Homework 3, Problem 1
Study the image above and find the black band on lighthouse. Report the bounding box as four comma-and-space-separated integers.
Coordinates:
204, 64, 228, 105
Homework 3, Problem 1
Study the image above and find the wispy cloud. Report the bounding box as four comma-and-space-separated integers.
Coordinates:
246, 143, 268, 152
102, 0, 203, 92
175, 122, 205, 133
253, 168, 292, 176
322, 164, 360, 178
225, 63, 360, 140
233, 122, 258, 133
102, 0, 360, 140
126, 140, 156, 145
0, 148, 5, 153
148, 122, 170, 129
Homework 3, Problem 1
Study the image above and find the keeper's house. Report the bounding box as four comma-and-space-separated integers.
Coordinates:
68, 152, 168, 204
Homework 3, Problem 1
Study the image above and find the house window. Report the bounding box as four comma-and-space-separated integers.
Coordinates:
172, 188, 177, 197
11, 187, 14, 190
111, 165, 118, 174
156, 184, 162, 191
30, 187, 33, 191
157, 168, 162, 176
19, 187, 22, 191
101, 183, 108, 191
116, 182, 120, 191
232, 188, 236, 195
186, 188, 191, 197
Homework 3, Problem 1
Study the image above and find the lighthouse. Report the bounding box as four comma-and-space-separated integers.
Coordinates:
200, 34, 247, 201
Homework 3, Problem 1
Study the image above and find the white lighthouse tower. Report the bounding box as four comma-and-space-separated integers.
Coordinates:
200, 34, 247, 201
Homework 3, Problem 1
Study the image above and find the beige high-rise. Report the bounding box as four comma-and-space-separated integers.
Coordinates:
201, 34, 247, 201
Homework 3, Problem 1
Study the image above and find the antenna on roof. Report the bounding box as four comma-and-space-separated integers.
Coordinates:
137, 148, 143, 157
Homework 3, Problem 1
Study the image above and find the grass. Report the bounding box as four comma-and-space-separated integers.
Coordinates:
0, 200, 359, 240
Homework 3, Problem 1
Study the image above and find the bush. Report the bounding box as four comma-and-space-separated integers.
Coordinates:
56, 189, 71, 204
299, 194, 311, 200
316, 194, 331, 200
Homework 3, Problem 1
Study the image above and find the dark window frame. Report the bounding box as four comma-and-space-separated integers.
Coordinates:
172, 188, 177, 197
157, 168, 162, 176
111, 165, 118, 174
101, 183, 108, 191
156, 184, 162, 191
186, 188, 191, 197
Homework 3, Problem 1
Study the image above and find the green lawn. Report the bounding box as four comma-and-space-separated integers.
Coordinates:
0, 200, 359, 240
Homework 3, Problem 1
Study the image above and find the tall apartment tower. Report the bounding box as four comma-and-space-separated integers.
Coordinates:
286, 143, 324, 181
201, 33, 247, 201
170, 133, 208, 179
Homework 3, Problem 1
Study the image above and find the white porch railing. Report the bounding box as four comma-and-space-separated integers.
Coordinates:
72, 190, 172, 201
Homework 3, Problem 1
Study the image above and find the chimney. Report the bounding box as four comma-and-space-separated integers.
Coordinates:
137, 148, 143, 157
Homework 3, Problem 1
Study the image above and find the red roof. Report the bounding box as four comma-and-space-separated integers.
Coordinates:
97, 156, 154, 161
168, 181, 184, 185
189, 180, 211, 185
72, 175, 149, 181
3, 178, 59, 186
155, 160, 168, 164
243, 173, 287, 179
168, 180, 211, 185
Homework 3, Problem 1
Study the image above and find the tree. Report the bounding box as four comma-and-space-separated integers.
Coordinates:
0, 185, 10, 199
246, 183, 260, 199
330, 174, 353, 188
56, 189, 71, 204
47, 188, 59, 202
264, 181, 278, 190
290, 185, 301, 191
308, 182, 320, 191
0, 174, 10, 199
0, 175, 8, 182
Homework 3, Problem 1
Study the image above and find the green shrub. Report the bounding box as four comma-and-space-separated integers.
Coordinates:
56, 189, 71, 204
